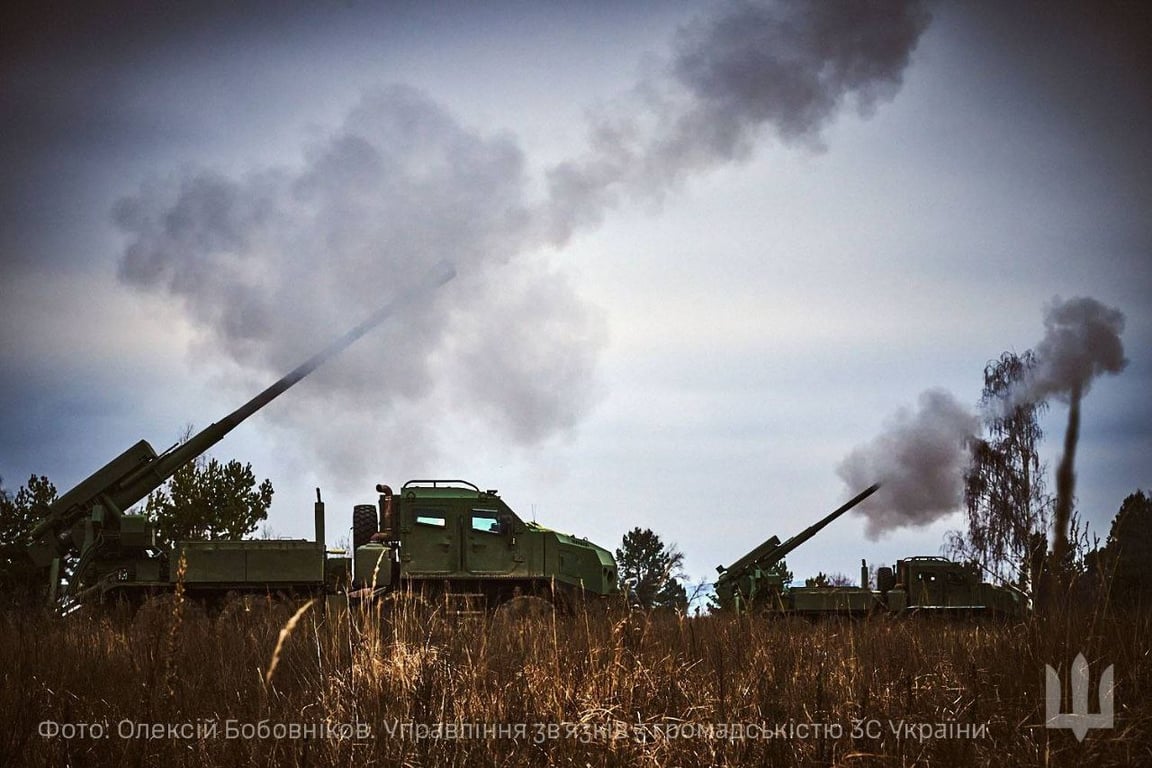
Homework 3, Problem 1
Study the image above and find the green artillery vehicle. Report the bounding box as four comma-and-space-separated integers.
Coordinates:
0, 265, 620, 613
788, 556, 1025, 617
714, 484, 1026, 618
877, 556, 1024, 614
714, 484, 881, 612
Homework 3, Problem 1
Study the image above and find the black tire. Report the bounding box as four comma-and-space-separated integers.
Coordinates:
352, 504, 379, 553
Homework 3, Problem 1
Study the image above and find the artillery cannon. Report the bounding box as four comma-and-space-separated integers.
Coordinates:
5, 265, 455, 606
2, 260, 622, 615
713, 484, 880, 613
713, 483, 1026, 618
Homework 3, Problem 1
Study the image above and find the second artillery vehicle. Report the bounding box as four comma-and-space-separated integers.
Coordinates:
0, 265, 620, 612
714, 485, 1026, 618
714, 484, 880, 612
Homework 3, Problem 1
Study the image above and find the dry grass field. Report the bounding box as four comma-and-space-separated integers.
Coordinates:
2, 595, 1149, 767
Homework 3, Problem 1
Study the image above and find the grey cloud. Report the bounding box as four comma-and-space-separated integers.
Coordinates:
838, 389, 978, 539
670, 0, 930, 147
114, 85, 598, 480
546, 0, 931, 242
112, 1, 932, 480
841, 296, 1130, 541
1024, 296, 1127, 403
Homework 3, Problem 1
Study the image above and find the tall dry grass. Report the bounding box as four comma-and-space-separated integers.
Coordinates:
1, 594, 1149, 767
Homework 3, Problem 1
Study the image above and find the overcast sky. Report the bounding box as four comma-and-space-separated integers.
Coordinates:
2, 0, 1149, 589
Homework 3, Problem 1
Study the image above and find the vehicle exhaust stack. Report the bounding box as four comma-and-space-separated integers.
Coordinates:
315, 488, 325, 548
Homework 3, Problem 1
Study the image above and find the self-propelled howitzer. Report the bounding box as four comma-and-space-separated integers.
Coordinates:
11, 265, 455, 604
713, 483, 880, 612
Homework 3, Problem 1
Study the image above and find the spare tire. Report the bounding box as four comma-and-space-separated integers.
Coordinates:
352, 504, 379, 552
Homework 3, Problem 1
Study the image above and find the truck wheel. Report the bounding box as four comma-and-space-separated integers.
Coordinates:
352, 504, 379, 552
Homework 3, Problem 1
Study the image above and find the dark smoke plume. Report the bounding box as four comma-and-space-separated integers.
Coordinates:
840, 296, 1127, 543
114, 1, 932, 479
1015, 296, 1127, 406
545, 0, 931, 242
1051, 387, 1081, 565
1019, 296, 1127, 564
837, 390, 978, 539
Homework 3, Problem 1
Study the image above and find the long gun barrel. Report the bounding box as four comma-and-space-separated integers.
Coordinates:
24, 263, 456, 567
717, 483, 880, 580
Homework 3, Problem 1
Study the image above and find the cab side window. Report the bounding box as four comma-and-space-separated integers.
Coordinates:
471, 511, 502, 534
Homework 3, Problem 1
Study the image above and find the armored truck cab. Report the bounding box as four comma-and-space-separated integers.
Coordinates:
353, 480, 619, 609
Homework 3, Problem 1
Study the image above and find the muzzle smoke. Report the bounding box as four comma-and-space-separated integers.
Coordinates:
837, 389, 978, 540
114, 1, 931, 480
840, 296, 1126, 541
547, 0, 930, 242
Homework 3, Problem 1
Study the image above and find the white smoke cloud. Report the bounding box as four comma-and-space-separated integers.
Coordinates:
837, 389, 978, 539
115, 85, 602, 478
114, 2, 932, 480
